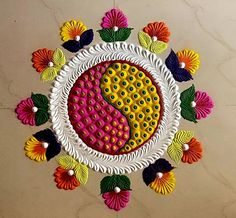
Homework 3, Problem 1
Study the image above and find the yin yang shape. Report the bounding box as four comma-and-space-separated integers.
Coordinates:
68, 61, 162, 155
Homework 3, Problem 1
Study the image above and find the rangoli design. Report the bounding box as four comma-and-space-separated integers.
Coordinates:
15, 8, 214, 211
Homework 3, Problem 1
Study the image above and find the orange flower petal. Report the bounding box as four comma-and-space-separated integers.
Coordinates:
54, 167, 80, 190
32, 48, 53, 73
149, 171, 176, 195
182, 137, 203, 164
24, 136, 46, 161
143, 22, 170, 43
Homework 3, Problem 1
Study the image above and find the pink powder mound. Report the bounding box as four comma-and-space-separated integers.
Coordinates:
68, 62, 130, 154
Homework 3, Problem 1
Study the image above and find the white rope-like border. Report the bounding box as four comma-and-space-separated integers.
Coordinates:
49, 42, 181, 174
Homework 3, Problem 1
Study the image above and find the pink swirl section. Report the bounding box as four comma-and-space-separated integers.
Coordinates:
68, 62, 130, 154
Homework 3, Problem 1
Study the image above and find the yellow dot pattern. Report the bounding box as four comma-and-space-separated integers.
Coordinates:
100, 62, 161, 153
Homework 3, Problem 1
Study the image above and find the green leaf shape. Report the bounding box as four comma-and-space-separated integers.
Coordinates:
150, 41, 168, 54
138, 31, 152, 49
167, 141, 183, 164
35, 110, 49, 126
53, 48, 66, 68
173, 130, 194, 144
100, 175, 131, 194
74, 163, 89, 185
98, 28, 133, 42
57, 155, 77, 170
40, 67, 58, 82
31, 93, 49, 111
180, 84, 197, 123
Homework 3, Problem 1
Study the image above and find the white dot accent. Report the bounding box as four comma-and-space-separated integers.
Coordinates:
113, 26, 119, 32
75, 35, 80, 41
179, 62, 186, 68
68, 169, 75, 176
156, 172, 163, 179
114, 186, 121, 193
48, 61, 54, 67
182, 143, 190, 151
32, 106, 38, 113
42, 142, 49, 149
152, 36, 158, 41
191, 101, 196, 108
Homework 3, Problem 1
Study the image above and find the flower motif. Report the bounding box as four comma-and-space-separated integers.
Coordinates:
15, 93, 49, 126
138, 21, 170, 54
54, 167, 80, 190
24, 129, 61, 162
25, 136, 46, 161
176, 49, 200, 75
102, 190, 130, 211
143, 22, 170, 43
142, 158, 176, 195
167, 130, 203, 164
54, 155, 89, 190
182, 137, 203, 164
60, 20, 94, 53
100, 174, 131, 211
32, 48, 66, 82
194, 91, 214, 120
101, 8, 128, 28
98, 8, 133, 43
32, 48, 53, 73
165, 50, 193, 82
60, 20, 87, 41
180, 85, 214, 122
15, 97, 36, 126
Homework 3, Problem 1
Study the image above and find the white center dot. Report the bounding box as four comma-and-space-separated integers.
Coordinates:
68, 169, 75, 176
42, 142, 49, 149
152, 36, 158, 41
32, 106, 38, 113
179, 62, 186, 68
156, 172, 163, 179
48, 61, 54, 67
182, 143, 190, 151
113, 26, 119, 32
75, 35, 80, 41
191, 101, 196, 108
114, 186, 121, 193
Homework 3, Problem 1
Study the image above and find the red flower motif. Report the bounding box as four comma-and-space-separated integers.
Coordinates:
32, 48, 53, 73
102, 190, 130, 211
15, 97, 36, 126
143, 22, 170, 43
182, 137, 203, 164
54, 167, 80, 190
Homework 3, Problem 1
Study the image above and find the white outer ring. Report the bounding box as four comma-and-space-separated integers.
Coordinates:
49, 42, 181, 174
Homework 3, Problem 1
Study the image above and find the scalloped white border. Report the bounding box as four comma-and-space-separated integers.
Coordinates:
49, 42, 181, 174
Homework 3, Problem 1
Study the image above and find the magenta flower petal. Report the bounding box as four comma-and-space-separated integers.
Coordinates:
194, 91, 214, 119
102, 190, 130, 211
101, 8, 128, 28
15, 97, 36, 126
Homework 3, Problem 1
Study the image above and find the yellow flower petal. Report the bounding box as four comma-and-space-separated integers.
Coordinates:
176, 49, 200, 75
60, 20, 87, 41
24, 136, 46, 162
149, 171, 176, 195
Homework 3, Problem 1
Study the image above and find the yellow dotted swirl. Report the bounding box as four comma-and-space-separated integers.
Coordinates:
100, 62, 161, 153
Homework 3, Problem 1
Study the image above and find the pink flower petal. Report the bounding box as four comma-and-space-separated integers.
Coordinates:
102, 190, 130, 211
15, 97, 36, 126
101, 8, 128, 28
195, 91, 214, 120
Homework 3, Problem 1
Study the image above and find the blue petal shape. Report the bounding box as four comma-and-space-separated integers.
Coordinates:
165, 50, 193, 82
80, 29, 94, 46
62, 40, 82, 53
165, 49, 179, 72
33, 129, 61, 161
142, 158, 174, 186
